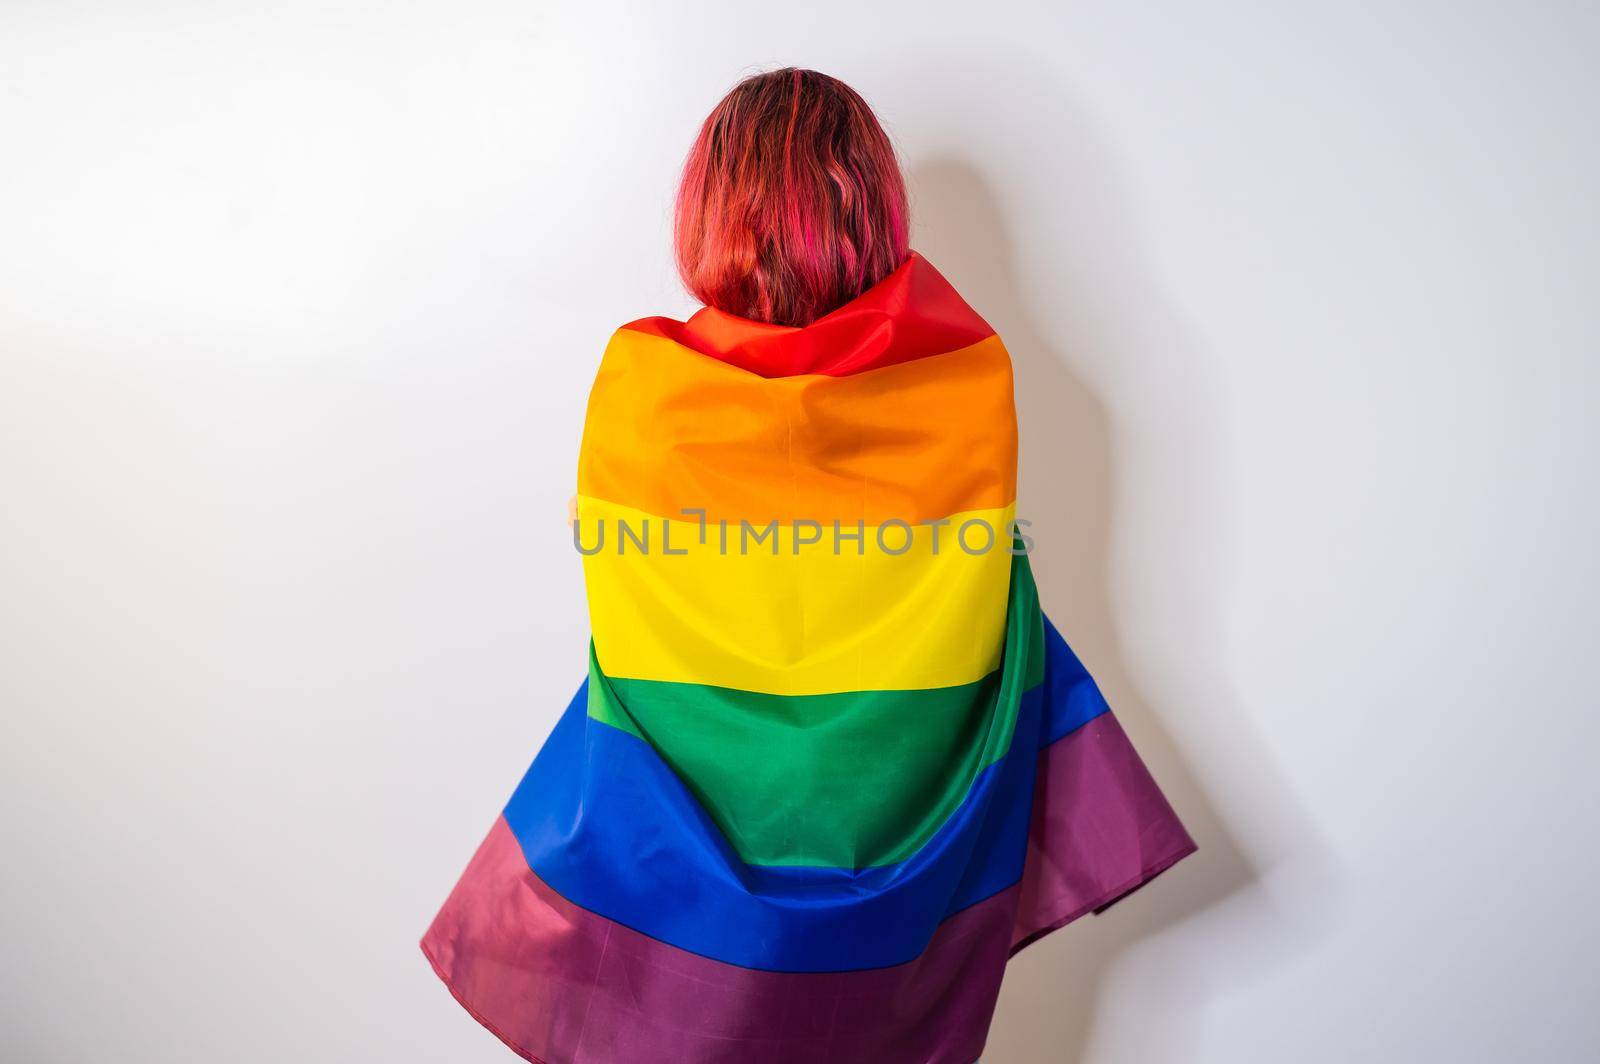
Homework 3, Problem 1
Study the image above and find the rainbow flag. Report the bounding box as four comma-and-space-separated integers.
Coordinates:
422, 253, 1195, 1063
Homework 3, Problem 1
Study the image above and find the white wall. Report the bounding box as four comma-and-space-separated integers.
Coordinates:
2, 3, 1595, 1061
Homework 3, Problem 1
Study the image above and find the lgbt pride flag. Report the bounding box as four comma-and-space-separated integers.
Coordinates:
422, 253, 1195, 1062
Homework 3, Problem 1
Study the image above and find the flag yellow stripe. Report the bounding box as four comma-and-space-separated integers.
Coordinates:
579, 496, 1016, 696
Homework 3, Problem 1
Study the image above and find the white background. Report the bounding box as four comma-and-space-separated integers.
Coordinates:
2, 2, 1596, 1061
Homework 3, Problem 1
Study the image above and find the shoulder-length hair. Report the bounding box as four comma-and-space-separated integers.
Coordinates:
674, 68, 910, 328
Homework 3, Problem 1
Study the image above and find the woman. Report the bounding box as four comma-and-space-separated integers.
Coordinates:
423, 68, 1194, 1063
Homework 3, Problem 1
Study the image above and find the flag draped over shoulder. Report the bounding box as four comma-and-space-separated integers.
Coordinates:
422, 253, 1195, 1064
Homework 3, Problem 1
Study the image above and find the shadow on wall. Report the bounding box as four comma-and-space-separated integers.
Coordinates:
903, 56, 1340, 1064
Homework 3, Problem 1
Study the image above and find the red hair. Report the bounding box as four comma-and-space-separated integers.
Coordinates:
674, 68, 911, 328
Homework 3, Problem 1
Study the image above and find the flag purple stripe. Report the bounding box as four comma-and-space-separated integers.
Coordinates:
421, 711, 1194, 1064
1012, 711, 1197, 952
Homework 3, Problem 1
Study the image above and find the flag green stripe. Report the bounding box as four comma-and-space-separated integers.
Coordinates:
586, 554, 1044, 869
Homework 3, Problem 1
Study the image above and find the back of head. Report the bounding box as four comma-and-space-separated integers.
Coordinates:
674, 68, 910, 328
